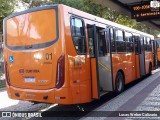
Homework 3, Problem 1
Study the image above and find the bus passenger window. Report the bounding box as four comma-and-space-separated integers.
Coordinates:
140, 37, 144, 52
116, 30, 123, 41
134, 36, 141, 54
125, 32, 134, 52
71, 17, 86, 54
115, 30, 125, 52
110, 28, 116, 52
97, 31, 106, 56
147, 37, 152, 51
144, 37, 148, 51
87, 25, 95, 57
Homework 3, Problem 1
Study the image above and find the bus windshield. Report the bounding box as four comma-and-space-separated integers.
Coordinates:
6, 9, 57, 47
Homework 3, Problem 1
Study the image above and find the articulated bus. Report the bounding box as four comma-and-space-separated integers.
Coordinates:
152, 40, 160, 66
157, 40, 160, 64
4, 4, 154, 104
151, 40, 159, 69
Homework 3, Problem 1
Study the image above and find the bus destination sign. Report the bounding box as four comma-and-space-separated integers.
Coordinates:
131, 0, 160, 21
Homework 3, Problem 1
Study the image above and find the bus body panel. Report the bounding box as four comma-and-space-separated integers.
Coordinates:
112, 53, 136, 85
135, 55, 141, 79
64, 6, 92, 104
157, 48, 160, 62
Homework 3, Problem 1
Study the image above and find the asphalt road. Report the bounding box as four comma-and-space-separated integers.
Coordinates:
0, 69, 160, 120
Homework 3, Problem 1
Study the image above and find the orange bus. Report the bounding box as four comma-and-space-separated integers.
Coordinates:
156, 41, 160, 63
3, 4, 154, 104
153, 40, 160, 65
151, 40, 158, 69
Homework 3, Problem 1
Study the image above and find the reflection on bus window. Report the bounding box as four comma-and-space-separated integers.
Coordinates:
110, 28, 115, 52
98, 31, 106, 56
115, 30, 125, 52
125, 32, 134, 52
115, 30, 123, 41
71, 17, 86, 54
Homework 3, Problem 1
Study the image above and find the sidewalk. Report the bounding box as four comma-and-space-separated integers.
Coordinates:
81, 68, 160, 120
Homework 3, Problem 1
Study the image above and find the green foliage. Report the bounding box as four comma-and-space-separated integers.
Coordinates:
0, 83, 6, 88
22, 0, 51, 8
0, 0, 15, 33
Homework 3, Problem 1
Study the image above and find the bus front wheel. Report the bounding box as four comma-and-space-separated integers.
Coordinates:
115, 72, 125, 94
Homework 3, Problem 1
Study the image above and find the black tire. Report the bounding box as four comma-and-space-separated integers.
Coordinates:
115, 72, 125, 94
148, 63, 152, 76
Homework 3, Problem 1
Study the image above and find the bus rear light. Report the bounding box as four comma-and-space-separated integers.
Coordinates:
56, 54, 65, 89
4, 62, 10, 86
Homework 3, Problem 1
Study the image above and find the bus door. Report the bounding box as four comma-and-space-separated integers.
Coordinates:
139, 37, 146, 76
87, 24, 113, 99
135, 36, 141, 78
98, 27, 113, 92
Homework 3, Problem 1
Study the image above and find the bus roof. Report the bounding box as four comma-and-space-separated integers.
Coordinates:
61, 4, 154, 39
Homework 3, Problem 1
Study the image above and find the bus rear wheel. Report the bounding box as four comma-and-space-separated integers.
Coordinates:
115, 72, 125, 94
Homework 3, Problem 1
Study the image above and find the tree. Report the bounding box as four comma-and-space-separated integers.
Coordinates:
0, 0, 15, 33
21, 0, 50, 8
18, 0, 160, 36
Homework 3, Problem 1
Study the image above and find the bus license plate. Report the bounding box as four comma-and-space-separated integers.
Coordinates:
24, 77, 35, 83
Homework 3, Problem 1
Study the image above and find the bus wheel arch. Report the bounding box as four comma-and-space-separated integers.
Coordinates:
114, 69, 125, 94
